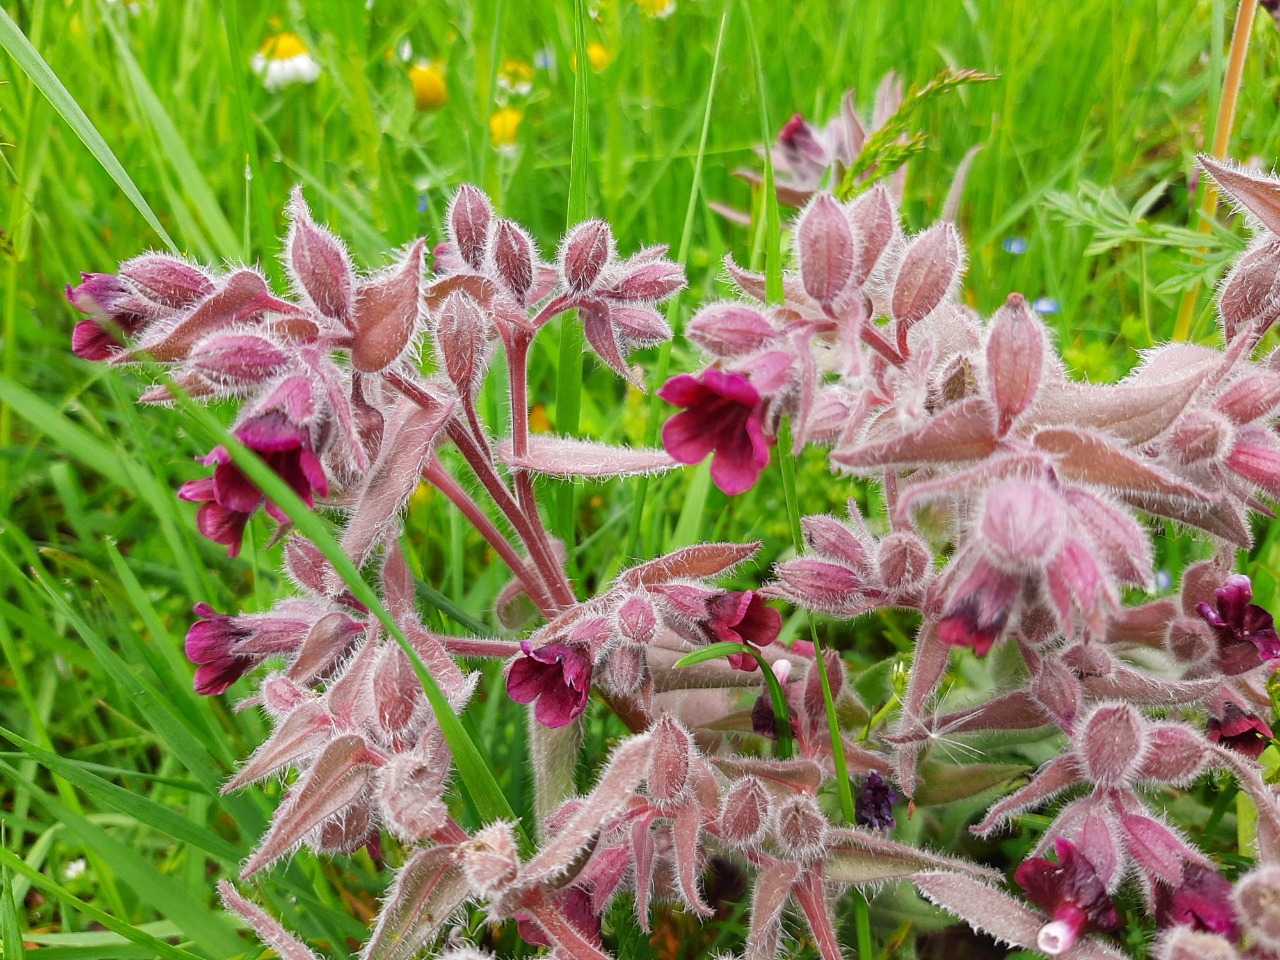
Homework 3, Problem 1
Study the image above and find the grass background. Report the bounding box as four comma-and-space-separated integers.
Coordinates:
1, 0, 1278, 956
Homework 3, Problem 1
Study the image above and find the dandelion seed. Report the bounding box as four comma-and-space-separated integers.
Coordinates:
489, 107, 523, 153
636, 0, 676, 18
497, 58, 534, 97
251, 32, 322, 92
1001, 236, 1027, 255
409, 60, 448, 111
1032, 296, 1060, 315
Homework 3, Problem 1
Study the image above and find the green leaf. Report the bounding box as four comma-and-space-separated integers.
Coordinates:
673, 641, 793, 758
0, 7, 176, 251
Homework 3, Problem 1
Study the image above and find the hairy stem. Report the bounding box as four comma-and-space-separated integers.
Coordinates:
422, 456, 558, 616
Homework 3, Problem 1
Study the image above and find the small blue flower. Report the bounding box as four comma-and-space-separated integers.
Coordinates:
534, 47, 555, 70
416, 194, 429, 215
1155, 570, 1172, 593
1002, 237, 1028, 256
1032, 297, 1060, 315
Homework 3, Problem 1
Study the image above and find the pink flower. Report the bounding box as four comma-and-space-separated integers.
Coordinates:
659, 370, 773, 496
507, 641, 593, 728
185, 603, 254, 695
704, 590, 782, 671
1208, 701, 1274, 759
1014, 839, 1119, 956
178, 412, 328, 558
67, 273, 146, 361
1154, 864, 1239, 939
1196, 574, 1280, 671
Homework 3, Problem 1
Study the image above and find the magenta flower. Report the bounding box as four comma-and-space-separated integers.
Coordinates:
1208, 701, 1274, 759
1154, 864, 1239, 939
1196, 574, 1280, 672
704, 590, 782, 671
507, 641, 593, 729
185, 603, 254, 695
659, 370, 773, 496
1014, 839, 1119, 956
937, 558, 1021, 658
67, 273, 145, 361
178, 412, 328, 558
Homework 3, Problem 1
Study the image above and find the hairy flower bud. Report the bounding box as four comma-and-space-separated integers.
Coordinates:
981, 480, 1063, 567
876, 531, 932, 593
718, 776, 772, 850
1076, 704, 1146, 787
434, 290, 491, 396
1218, 237, 1280, 342
1168, 410, 1232, 465
774, 795, 828, 862
459, 822, 521, 897
617, 594, 657, 646
1233, 865, 1280, 950
560, 219, 615, 293
686, 303, 779, 357
598, 643, 646, 696
448, 184, 493, 270
797, 193, 855, 307
120, 253, 214, 308
891, 222, 962, 329
847, 185, 895, 287
1155, 929, 1240, 960
647, 715, 694, 806
489, 219, 535, 303
985, 293, 1046, 435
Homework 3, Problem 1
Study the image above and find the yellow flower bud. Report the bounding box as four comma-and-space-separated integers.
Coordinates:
489, 107, 523, 151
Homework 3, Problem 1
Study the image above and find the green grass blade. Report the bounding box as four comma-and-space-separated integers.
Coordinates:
553, 0, 593, 550
0, 759, 243, 958
0, 725, 242, 863
0, 7, 175, 251
0, 844, 205, 960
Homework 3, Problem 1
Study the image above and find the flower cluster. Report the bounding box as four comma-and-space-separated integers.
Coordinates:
71, 141, 1280, 960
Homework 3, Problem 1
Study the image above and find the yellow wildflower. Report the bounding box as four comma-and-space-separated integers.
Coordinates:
489, 107, 523, 152
409, 60, 448, 111
497, 58, 535, 97
587, 41, 612, 72
252, 32, 321, 92
636, 0, 676, 17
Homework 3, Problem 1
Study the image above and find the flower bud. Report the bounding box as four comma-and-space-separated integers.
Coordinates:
1233, 865, 1280, 950
718, 776, 772, 850
1165, 618, 1217, 669
647, 715, 694, 806
434, 290, 491, 396
981, 480, 1062, 567
459, 822, 521, 897
1218, 237, 1280, 342
1076, 704, 1146, 787
617, 594, 657, 646
847, 185, 896, 287
1155, 929, 1240, 960
598, 643, 646, 696
986, 293, 1046, 435
1168, 410, 1232, 465
876, 532, 932, 593
560, 219, 615, 293
120, 253, 214, 309
774, 795, 828, 862
686, 303, 779, 357
801, 514, 871, 568
489, 219, 535, 303
891, 222, 962, 328
797, 193, 855, 307
448, 184, 493, 271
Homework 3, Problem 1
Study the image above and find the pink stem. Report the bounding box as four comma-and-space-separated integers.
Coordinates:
422, 456, 557, 616
442, 636, 524, 659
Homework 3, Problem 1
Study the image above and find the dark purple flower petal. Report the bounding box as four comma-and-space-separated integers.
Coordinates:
1208, 702, 1274, 759
659, 369, 773, 496
1154, 864, 1239, 939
